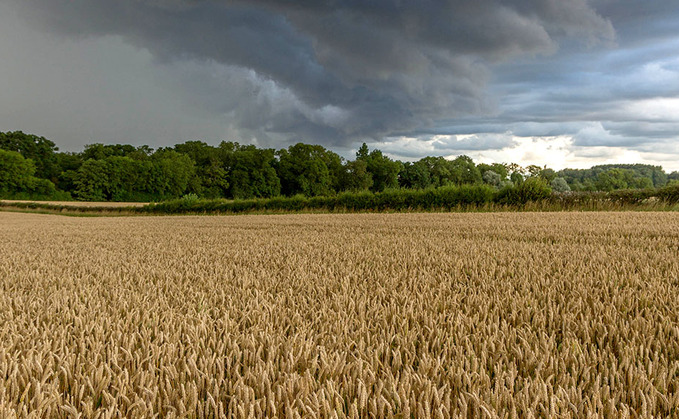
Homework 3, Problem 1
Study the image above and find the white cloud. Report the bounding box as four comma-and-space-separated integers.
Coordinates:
366, 132, 679, 172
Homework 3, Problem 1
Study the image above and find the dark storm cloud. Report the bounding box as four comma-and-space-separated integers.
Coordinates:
446, 3, 679, 152
8, 0, 616, 146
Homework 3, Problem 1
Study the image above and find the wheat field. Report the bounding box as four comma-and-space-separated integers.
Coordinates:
1, 211, 678, 418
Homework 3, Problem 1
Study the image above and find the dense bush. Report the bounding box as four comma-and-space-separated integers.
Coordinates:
141, 184, 499, 214
496, 177, 552, 205
656, 184, 679, 204
137, 181, 679, 215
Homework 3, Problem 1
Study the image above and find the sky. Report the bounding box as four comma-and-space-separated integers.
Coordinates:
1, 0, 678, 171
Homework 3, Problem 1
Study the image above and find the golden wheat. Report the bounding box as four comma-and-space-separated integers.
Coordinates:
1, 212, 678, 418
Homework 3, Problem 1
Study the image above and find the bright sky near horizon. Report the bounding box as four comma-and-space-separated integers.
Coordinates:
1, 1, 678, 171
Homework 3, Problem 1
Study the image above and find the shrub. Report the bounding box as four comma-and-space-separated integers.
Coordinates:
496, 177, 552, 205
550, 177, 571, 193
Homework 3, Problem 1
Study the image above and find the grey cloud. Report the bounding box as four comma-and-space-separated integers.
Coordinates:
604, 122, 679, 141
7, 0, 616, 146
431, 134, 517, 152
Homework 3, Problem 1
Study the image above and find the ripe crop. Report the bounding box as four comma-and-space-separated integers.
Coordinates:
1, 212, 678, 417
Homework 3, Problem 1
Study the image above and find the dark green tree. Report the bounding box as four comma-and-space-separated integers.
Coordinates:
539, 168, 557, 182
356, 144, 402, 192
449, 155, 481, 185
174, 141, 228, 198
149, 150, 196, 198
276, 143, 340, 196
0, 131, 59, 182
221, 142, 280, 199
595, 168, 634, 191
73, 159, 110, 201
341, 159, 373, 191
399, 160, 432, 189
0, 150, 36, 193
81, 143, 138, 160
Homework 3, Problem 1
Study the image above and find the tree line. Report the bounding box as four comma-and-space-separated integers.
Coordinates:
1, 130, 678, 201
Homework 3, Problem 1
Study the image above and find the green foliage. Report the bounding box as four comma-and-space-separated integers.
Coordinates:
341, 159, 373, 192
559, 164, 663, 191
74, 159, 109, 201
449, 155, 482, 185
0, 131, 59, 181
3, 130, 678, 206
0, 149, 37, 193
399, 160, 432, 189
149, 150, 196, 198
357, 144, 402, 192
222, 143, 280, 199
510, 172, 524, 185
595, 168, 633, 191
656, 184, 679, 204
181, 193, 200, 204
482, 170, 503, 188
497, 177, 552, 205
143, 184, 498, 214
417, 156, 454, 187
477, 163, 508, 180
277, 143, 339, 197
0, 149, 60, 199
540, 168, 557, 183
174, 141, 228, 198
550, 177, 571, 193
72, 151, 195, 201
81, 143, 141, 161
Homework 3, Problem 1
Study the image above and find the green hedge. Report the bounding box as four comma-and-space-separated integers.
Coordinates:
5, 183, 679, 215
496, 177, 552, 205
140, 184, 501, 214
143, 182, 679, 215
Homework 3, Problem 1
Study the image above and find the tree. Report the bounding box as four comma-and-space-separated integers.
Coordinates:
629, 176, 653, 189
222, 143, 280, 199
417, 156, 453, 187
550, 177, 571, 193
105, 156, 147, 201
558, 164, 664, 191
510, 172, 524, 185
174, 141, 228, 198
449, 155, 481, 185
482, 170, 502, 188
149, 150, 196, 198
73, 159, 109, 201
506, 163, 524, 177
0, 149, 38, 193
595, 168, 634, 191
540, 168, 557, 182
477, 163, 508, 180
0, 131, 59, 181
399, 161, 432, 189
81, 143, 138, 161
356, 144, 402, 192
497, 177, 552, 205
276, 143, 338, 196
341, 159, 373, 191
356, 143, 370, 160
526, 165, 543, 178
